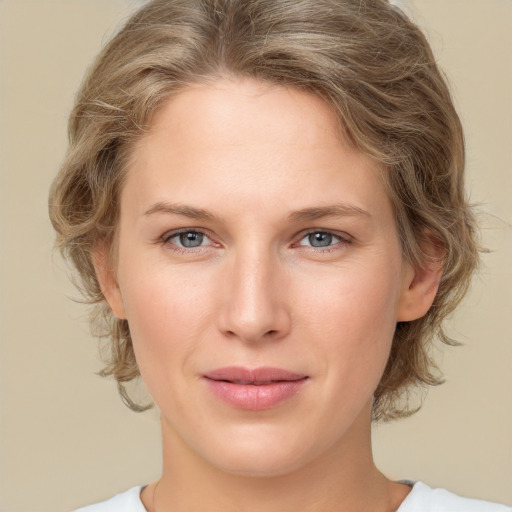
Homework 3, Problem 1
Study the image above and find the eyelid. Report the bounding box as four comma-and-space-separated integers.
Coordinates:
161, 228, 218, 248
293, 229, 353, 248
162, 228, 201, 242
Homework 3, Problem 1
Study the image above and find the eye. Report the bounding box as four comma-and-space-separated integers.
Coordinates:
296, 231, 348, 249
162, 230, 213, 249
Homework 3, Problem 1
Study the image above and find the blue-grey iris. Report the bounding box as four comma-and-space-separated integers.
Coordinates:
180, 232, 204, 247
309, 232, 333, 247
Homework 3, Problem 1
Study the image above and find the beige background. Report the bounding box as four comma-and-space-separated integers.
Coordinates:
0, 0, 510, 510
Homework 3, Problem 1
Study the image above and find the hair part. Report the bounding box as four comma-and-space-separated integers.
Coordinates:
49, 0, 480, 421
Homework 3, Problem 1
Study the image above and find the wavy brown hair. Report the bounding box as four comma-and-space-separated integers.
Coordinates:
49, 0, 479, 421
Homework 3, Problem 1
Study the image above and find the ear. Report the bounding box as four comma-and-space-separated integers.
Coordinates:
92, 244, 126, 320
396, 243, 444, 322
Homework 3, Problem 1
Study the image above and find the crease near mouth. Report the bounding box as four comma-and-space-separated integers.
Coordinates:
208, 378, 307, 386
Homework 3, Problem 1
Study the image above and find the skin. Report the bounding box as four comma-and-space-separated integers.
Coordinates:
95, 78, 441, 512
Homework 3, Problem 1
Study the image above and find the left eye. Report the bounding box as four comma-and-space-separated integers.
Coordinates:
165, 231, 211, 248
298, 232, 342, 248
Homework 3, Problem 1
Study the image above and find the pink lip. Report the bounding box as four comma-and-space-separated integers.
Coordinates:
202, 366, 309, 410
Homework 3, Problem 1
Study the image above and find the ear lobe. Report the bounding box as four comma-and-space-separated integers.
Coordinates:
92, 244, 126, 320
396, 251, 443, 323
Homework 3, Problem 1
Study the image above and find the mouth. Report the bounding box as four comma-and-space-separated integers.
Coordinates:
202, 366, 309, 410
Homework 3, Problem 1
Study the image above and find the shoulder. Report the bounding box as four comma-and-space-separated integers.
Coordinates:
72, 486, 146, 512
398, 481, 512, 512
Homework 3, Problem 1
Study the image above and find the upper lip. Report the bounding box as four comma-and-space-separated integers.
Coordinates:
203, 366, 308, 384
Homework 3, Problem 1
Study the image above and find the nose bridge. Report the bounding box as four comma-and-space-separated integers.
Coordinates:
219, 241, 289, 343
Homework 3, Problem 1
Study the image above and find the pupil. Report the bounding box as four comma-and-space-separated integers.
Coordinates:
180, 232, 203, 247
309, 232, 332, 247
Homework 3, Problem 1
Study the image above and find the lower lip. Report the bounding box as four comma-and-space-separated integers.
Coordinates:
204, 378, 308, 410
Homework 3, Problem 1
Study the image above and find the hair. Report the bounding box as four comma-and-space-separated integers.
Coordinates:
49, 0, 479, 421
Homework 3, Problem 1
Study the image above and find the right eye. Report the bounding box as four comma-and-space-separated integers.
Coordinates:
299, 231, 340, 248
162, 230, 214, 250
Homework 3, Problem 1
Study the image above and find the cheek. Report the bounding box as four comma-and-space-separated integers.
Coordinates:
300, 264, 400, 389
301, 261, 400, 337
117, 261, 216, 382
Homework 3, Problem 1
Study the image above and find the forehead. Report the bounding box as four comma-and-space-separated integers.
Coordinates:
123, 78, 391, 224
147, 78, 345, 147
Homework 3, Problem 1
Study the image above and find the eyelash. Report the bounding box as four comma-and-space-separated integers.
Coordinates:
161, 228, 217, 254
294, 230, 352, 252
160, 228, 352, 254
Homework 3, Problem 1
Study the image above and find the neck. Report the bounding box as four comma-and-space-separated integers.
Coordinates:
141, 409, 410, 512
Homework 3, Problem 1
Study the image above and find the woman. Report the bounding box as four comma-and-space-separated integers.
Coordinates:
48, 0, 510, 510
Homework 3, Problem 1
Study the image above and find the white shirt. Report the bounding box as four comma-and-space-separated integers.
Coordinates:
74, 481, 512, 512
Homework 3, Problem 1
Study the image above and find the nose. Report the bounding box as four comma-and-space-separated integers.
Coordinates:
217, 248, 292, 344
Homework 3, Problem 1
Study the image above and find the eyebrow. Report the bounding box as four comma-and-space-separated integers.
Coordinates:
143, 202, 371, 222
287, 204, 371, 222
144, 202, 217, 221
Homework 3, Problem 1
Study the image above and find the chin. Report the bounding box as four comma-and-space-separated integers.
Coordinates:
198, 426, 326, 478
214, 449, 308, 478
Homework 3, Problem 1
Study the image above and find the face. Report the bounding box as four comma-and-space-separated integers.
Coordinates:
98, 78, 434, 477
